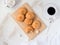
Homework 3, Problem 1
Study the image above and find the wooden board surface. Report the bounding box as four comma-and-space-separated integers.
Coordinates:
11, 3, 46, 40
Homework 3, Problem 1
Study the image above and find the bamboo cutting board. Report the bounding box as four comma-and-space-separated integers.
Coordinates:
11, 3, 46, 40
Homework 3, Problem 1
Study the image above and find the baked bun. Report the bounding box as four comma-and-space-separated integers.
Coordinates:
16, 14, 25, 22
32, 20, 41, 29
26, 11, 35, 19
18, 7, 27, 15
24, 18, 33, 25
25, 26, 34, 33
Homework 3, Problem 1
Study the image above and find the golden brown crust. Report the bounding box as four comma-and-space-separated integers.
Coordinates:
24, 18, 33, 25
32, 20, 41, 29
17, 7, 27, 15
25, 26, 34, 33
26, 11, 35, 19
16, 14, 25, 22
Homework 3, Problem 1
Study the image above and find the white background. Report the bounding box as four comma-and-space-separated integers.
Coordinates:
0, 0, 60, 45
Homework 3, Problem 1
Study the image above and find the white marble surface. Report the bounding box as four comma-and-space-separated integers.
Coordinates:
0, 0, 60, 45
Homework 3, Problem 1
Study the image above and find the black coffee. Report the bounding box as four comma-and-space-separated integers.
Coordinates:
47, 7, 56, 15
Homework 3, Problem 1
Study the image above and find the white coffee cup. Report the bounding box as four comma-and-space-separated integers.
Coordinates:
43, 3, 59, 23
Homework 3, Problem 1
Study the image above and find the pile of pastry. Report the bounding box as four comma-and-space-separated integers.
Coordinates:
16, 7, 41, 33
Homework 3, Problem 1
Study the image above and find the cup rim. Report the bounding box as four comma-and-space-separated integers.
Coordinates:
43, 3, 58, 16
